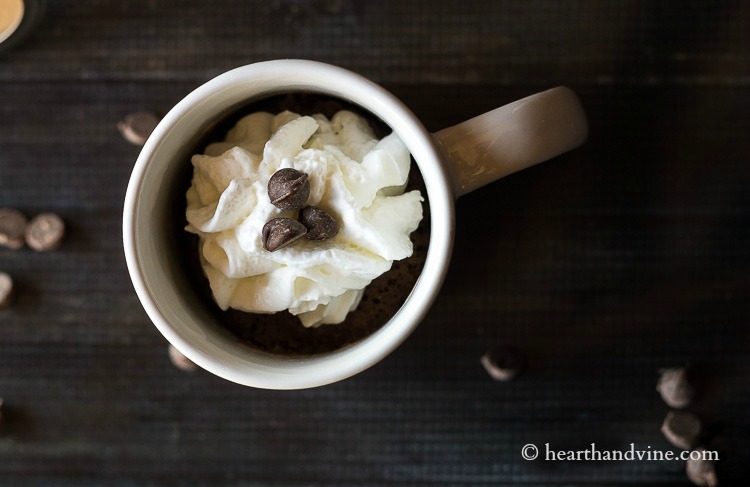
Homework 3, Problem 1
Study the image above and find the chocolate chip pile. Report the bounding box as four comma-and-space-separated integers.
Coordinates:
0, 208, 66, 311
0, 209, 65, 252
261, 168, 339, 252
655, 367, 720, 487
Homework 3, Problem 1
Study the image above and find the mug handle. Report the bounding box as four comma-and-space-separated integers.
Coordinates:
432, 86, 588, 197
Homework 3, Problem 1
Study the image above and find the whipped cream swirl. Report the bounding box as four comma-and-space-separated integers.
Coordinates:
185, 110, 423, 327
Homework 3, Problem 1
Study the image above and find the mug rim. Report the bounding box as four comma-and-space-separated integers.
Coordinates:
123, 59, 455, 389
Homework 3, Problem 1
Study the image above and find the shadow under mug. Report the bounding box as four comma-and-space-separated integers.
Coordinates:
123, 59, 588, 389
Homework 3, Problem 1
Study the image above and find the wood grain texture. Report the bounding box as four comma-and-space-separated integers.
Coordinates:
1, 1, 749, 485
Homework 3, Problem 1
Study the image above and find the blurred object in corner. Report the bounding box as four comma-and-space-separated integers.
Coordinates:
0, 0, 45, 54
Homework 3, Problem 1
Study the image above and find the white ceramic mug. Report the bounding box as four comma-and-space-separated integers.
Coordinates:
123, 59, 587, 389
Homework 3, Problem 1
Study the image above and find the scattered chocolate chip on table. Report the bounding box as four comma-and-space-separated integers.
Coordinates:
0, 272, 13, 309
168, 344, 199, 372
480, 346, 524, 381
0, 208, 27, 249
117, 111, 161, 146
656, 367, 694, 408
661, 410, 702, 450
686, 447, 718, 487
24, 212, 65, 252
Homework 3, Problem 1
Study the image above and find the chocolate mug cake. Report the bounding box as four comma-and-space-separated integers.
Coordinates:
177, 94, 430, 355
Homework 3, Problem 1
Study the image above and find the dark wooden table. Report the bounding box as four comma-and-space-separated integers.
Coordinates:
1, 1, 748, 485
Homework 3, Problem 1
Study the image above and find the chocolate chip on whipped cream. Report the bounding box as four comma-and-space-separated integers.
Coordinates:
299, 206, 339, 240
262, 217, 307, 252
268, 168, 310, 211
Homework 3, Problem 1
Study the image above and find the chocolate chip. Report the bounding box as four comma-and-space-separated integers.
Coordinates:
117, 111, 161, 146
268, 168, 310, 211
262, 218, 307, 252
686, 447, 718, 487
480, 346, 523, 381
25, 213, 65, 252
661, 411, 702, 450
0, 272, 13, 309
168, 344, 199, 372
657, 367, 694, 408
0, 208, 27, 249
299, 206, 339, 240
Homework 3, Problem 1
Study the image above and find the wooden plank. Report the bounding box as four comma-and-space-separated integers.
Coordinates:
0, 1, 747, 86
